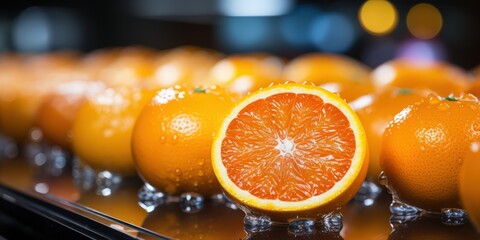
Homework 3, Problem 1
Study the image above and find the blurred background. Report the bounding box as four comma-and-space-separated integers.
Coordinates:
0, 0, 479, 69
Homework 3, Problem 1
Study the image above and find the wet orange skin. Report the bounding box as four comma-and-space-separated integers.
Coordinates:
380, 93, 480, 212
132, 87, 237, 196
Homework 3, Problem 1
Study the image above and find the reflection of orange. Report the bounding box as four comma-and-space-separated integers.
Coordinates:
139, 202, 246, 240
149, 46, 223, 88
380, 93, 480, 212
389, 216, 479, 240
206, 54, 284, 96
36, 81, 105, 149
39, 174, 80, 202
371, 59, 470, 96
459, 142, 480, 231
77, 186, 147, 226
0, 158, 35, 192
245, 227, 341, 240
72, 87, 157, 176
354, 88, 430, 180
341, 193, 391, 240
283, 53, 373, 102
212, 83, 368, 222
132, 87, 236, 196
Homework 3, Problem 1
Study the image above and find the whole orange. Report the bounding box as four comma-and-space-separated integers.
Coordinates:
72, 87, 156, 176
36, 81, 105, 149
206, 54, 284, 96
132, 87, 236, 196
371, 59, 471, 96
97, 51, 156, 88
380, 93, 480, 212
354, 88, 431, 180
282, 53, 373, 102
459, 142, 480, 231
149, 46, 223, 89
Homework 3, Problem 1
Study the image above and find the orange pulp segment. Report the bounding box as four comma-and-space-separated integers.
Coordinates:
212, 83, 368, 218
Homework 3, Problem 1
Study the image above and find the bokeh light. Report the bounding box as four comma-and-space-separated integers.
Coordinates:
397, 39, 446, 63
217, 17, 276, 52
13, 7, 81, 52
13, 7, 51, 52
407, 3, 443, 40
359, 0, 398, 36
280, 5, 321, 49
310, 12, 357, 53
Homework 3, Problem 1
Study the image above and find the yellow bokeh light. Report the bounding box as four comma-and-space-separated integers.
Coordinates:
359, 0, 398, 35
407, 3, 443, 39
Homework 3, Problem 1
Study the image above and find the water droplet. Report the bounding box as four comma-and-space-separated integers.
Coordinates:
193, 181, 199, 186
171, 135, 178, 144
378, 171, 388, 186
428, 94, 441, 104
198, 170, 204, 176
197, 158, 205, 166
457, 158, 463, 164
461, 93, 478, 101
420, 145, 426, 151
175, 169, 181, 175
473, 123, 480, 132
159, 135, 166, 143
175, 177, 181, 182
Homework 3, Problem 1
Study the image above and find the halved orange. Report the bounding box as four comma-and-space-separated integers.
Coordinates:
211, 83, 368, 222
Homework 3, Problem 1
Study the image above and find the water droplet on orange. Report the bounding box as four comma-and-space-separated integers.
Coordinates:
428, 94, 441, 104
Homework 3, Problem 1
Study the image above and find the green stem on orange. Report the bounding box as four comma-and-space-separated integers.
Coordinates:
194, 87, 206, 93
445, 96, 458, 101
397, 88, 412, 95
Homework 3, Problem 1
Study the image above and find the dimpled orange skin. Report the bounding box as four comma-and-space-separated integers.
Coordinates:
355, 88, 430, 180
282, 53, 373, 102
72, 88, 156, 176
132, 87, 236, 196
459, 142, 480, 231
380, 93, 480, 212
371, 59, 471, 96
206, 54, 284, 96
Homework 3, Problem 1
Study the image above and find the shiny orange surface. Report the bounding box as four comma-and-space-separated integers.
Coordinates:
380, 93, 480, 212
132, 87, 236, 196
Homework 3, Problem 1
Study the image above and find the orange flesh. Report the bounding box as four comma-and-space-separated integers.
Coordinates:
221, 93, 355, 201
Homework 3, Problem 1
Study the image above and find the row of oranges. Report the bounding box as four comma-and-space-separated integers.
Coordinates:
1, 45, 480, 228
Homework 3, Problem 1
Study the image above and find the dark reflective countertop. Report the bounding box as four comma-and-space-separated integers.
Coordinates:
1, 157, 480, 240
